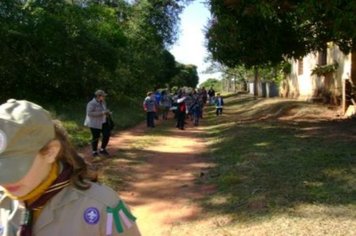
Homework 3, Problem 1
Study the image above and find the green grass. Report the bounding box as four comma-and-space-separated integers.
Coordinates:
201, 94, 356, 223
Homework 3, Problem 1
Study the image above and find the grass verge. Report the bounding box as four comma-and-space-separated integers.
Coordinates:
199, 93, 356, 235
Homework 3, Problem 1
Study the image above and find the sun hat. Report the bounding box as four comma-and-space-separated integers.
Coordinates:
94, 89, 107, 97
0, 99, 55, 184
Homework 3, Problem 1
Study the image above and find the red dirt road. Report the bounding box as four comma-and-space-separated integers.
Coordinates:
87, 119, 216, 235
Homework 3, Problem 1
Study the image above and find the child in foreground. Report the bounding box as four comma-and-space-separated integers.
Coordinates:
0, 99, 141, 236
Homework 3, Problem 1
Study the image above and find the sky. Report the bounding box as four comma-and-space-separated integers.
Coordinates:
169, 1, 220, 85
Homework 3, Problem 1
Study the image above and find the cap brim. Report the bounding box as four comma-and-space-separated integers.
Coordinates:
0, 152, 36, 184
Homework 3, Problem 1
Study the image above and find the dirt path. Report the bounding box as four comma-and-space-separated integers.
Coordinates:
87, 117, 216, 235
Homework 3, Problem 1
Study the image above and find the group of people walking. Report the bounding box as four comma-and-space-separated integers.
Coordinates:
83, 87, 224, 159
143, 88, 204, 130
143, 87, 224, 130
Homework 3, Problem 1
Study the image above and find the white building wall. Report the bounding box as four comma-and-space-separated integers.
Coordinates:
329, 43, 351, 97
285, 44, 351, 101
302, 53, 318, 98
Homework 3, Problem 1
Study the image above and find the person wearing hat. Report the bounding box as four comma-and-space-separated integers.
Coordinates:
143, 92, 156, 128
84, 89, 112, 158
176, 93, 187, 130
214, 93, 224, 116
0, 99, 141, 236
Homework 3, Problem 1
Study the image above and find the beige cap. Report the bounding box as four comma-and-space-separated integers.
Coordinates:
0, 99, 55, 184
95, 90, 107, 97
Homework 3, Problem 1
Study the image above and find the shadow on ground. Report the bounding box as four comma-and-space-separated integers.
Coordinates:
95, 93, 356, 232
201, 94, 356, 222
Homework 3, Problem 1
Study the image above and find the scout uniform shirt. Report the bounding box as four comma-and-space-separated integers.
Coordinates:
0, 183, 141, 236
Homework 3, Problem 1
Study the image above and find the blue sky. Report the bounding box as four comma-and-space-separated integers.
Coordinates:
169, 1, 220, 84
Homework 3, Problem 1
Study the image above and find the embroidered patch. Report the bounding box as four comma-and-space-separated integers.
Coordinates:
83, 207, 100, 225
0, 130, 7, 154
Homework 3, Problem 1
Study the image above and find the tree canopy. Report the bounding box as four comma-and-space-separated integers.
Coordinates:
0, 0, 195, 103
199, 78, 221, 91
170, 63, 199, 88
206, 0, 356, 68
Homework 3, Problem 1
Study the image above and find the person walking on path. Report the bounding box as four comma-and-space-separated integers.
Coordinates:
184, 92, 193, 121
154, 88, 161, 120
84, 90, 112, 158
190, 98, 201, 126
176, 94, 187, 130
201, 87, 208, 106
215, 93, 224, 116
0, 99, 141, 236
208, 87, 216, 105
197, 89, 206, 119
143, 92, 156, 128
170, 91, 179, 119
159, 90, 171, 120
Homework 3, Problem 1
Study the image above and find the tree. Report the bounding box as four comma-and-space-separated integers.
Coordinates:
206, 1, 304, 68
0, 0, 127, 101
170, 63, 199, 88
200, 78, 221, 92
116, 0, 192, 94
155, 50, 177, 88
206, 0, 356, 68
129, 0, 192, 46
0, 0, 192, 103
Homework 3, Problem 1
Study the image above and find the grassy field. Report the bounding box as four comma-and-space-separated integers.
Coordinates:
195, 94, 356, 235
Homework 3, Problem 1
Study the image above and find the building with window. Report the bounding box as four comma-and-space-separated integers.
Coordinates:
281, 43, 352, 104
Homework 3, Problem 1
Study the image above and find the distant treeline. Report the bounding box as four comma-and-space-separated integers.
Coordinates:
0, 0, 198, 104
